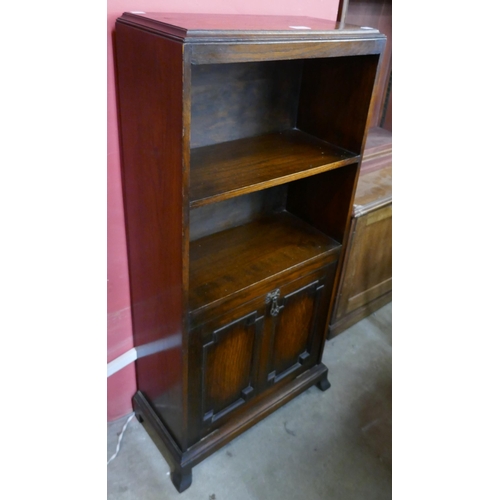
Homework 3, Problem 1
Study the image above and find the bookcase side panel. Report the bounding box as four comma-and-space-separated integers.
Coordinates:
115, 23, 188, 447
286, 164, 359, 245
297, 54, 380, 154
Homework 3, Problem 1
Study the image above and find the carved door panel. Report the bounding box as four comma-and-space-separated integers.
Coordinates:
202, 311, 263, 425
188, 303, 265, 443
263, 269, 334, 389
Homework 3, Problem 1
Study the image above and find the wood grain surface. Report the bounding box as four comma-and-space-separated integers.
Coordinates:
189, 211, 341, 314
190, 129, 358, 207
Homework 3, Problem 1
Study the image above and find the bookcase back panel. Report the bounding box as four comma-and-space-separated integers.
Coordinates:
189, 186, 287, 241
190, 60, 302, 148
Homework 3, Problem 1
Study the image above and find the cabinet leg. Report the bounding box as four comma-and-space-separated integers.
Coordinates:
171, 466, 192, 493
316, 373, 331, 392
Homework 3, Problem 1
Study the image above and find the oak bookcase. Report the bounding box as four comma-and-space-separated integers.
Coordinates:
115, 12, 385, 492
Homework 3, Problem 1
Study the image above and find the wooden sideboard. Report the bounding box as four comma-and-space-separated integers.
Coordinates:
328, 127, 392, 338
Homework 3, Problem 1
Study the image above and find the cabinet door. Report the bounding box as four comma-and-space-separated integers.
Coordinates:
264, 267, 334, 388
188, 265, 335, 444
336, 204, 392, 318
188, 302, 265, 442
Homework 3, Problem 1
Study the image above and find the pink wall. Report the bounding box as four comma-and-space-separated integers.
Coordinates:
107, 0, 340, 421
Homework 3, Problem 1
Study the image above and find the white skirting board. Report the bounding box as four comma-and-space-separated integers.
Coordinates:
107, 333, 182, 377
107, 348, 137, 377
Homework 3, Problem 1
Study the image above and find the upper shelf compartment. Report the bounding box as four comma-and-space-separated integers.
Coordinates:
188, 54, 380, 208
189, 129, 358, 208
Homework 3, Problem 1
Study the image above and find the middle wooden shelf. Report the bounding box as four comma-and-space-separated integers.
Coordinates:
189, 129, 359, 208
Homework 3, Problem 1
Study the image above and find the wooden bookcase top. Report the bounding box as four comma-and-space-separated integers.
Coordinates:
117, 12, 382, 41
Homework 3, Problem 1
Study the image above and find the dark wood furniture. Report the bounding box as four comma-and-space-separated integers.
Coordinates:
327, 127, 392, 338
115, 12, 385, 493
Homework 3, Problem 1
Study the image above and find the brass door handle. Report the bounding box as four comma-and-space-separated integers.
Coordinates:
266, 289, 281, 317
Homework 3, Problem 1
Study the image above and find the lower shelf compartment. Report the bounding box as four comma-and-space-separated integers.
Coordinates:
189, 210, 341, 320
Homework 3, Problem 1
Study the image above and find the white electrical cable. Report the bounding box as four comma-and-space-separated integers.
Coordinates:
107, 413, 135, 465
